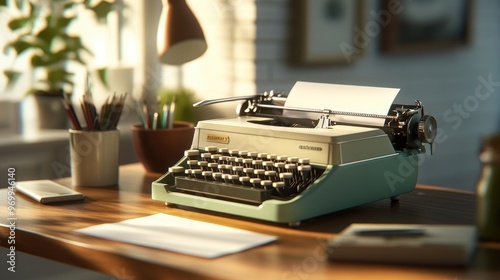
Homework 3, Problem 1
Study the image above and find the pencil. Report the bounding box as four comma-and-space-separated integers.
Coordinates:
168, 95, 176, 129
62, 99, 82, 130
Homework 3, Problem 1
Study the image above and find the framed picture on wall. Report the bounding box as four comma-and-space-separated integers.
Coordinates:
380, 0, 472, 53
291, 0, 364, 65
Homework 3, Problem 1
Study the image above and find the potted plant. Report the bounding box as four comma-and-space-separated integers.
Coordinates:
130, 87, 197, 173
0, 0, 115, 129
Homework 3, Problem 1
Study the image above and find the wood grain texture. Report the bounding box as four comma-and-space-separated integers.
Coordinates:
1, 164, 498, 280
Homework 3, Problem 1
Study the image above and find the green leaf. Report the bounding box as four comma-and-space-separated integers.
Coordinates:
89, 1, 115, 23
8, 17, 31, 31
3, 70, 22, 88
4, 34, 42, 57
37, 25, 59, 45
36, 68, 75, 91
56, 16, 75, 30
96, 68, 108, 89
0, 0, 7, 7
63, 1, 77, 10
31, 54, 50, 67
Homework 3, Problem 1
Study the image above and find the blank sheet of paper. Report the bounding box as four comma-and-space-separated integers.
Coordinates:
76, 213, 277, 258
284, 81, 400, 126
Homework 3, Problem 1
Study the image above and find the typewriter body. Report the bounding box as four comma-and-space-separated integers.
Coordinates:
152, 82, 437, 226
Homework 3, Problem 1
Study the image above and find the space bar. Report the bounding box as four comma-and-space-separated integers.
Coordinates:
175, 177, 272, 203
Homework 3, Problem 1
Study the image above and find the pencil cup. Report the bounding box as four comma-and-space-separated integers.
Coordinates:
69, 129, 120, 187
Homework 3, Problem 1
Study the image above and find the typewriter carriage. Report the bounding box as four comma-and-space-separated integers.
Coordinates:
232, 91, 437, 154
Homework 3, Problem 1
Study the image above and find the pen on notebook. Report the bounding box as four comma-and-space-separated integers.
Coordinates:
354, 228, 426, 237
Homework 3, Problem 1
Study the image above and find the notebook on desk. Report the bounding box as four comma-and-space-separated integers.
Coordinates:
328, 223, 477, 266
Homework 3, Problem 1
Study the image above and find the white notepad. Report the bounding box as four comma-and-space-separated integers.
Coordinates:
328, 223, 477, 266
76, 213, 278, 258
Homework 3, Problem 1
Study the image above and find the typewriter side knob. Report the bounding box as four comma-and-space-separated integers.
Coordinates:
406, 112, 438, 153
417, 115, 438, 144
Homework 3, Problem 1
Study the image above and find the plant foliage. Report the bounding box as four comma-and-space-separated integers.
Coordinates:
1, 0, 115, 95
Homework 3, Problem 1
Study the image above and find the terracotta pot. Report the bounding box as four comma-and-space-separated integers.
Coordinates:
131, 121, 195, 174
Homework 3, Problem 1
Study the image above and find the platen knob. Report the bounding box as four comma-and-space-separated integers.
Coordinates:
418, 115, 438, 144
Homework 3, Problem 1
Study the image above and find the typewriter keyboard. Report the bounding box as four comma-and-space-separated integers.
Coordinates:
169, 147, 325, 204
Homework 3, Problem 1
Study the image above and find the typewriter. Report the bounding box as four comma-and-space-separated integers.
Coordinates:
152, 82, 437, 226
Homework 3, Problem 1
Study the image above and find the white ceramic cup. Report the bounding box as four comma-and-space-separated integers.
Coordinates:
69, 129, 119, 187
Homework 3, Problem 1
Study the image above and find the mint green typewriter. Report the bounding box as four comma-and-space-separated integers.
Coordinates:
152, 84, 437, 226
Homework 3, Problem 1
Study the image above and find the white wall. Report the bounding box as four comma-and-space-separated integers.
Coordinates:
182, 0, 500, 191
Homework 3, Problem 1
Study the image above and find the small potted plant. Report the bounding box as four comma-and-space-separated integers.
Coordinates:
0, 0, 115, 129
131, 88, 197, 174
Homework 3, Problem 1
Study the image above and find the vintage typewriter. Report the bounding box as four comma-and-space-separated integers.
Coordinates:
152, 82, 437, 226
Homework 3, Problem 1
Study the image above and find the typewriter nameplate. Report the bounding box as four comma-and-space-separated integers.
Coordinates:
298, 145, 323, 152
206, 134, 230, 144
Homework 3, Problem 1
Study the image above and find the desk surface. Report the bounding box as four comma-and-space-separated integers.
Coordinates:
1, 163, 499, 280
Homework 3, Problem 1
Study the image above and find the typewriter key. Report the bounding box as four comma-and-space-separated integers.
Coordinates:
212, 172, 223, 181
227, 174, 239, 184
243, 167, 254, 176
299, 158, 310, 165
280, 172, 293, 188
298, 165, 312, 178
169, 166, 185, 177
248, 152, 258, 159
238, 150, 248, 157
210, 154, 220, 162
252, 159, 263, 169
187, 160, 198, 169
198, 161, 208, 170
264, 170, 277, 180
232, 166, 243, 175
242, 158, 253, 167
184, 149, 200, 159
288, 157, 299, 163
239, 176, 251, 186
261, 180, 273, 190
277, 155, 288, 162
263, 161, 274, 170
267, 154, 278, 161
254, 169, 265, 179
227, 156, 236, 165
218, 148, 229, 155
201, 153, 212, 161
274, 162, 285, 173
202, 171, 213, 180
273, 182, 287, 196
235, 157, 244, 165
208, 162, 219, 171
250, 178, 261, 188
205, 146, 218, 153
192, 169, 203, 179
257, 153, 268, 160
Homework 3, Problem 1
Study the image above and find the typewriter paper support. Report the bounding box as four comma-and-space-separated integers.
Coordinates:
152, 82, 437, 226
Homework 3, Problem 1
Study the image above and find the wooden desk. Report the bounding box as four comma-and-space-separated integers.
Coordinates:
1, 164, 499, 280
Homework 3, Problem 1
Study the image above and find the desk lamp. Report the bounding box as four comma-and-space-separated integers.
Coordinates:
157, 0, 207, 65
